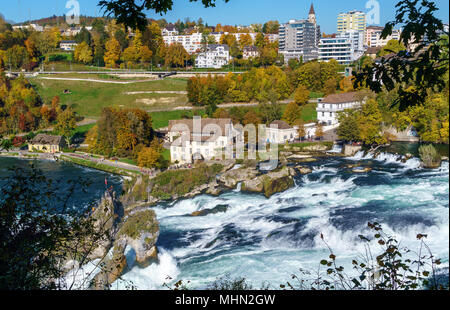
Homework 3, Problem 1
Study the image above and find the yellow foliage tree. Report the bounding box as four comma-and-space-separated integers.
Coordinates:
104, 37, 121, 68
294, 85, 310, 105
74, 42, 93, 64
339, 76, 354, 92
137, 146, 161, 168
282, 102, 302, 125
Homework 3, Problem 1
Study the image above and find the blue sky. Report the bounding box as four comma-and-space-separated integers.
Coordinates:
1, 0, 449, 33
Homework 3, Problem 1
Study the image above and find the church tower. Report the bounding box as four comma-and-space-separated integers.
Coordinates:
308, 3, 316, 24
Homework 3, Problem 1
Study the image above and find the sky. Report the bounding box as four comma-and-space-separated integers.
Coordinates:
1, 0, 449, 33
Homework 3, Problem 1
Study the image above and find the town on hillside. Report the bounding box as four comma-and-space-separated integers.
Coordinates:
1, 2, 448, 171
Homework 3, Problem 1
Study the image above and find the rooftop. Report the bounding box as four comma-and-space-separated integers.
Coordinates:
169, 118, 233, 135
269, 120, 293, 130
321, 91, 363, 104
30, 134, 63, 145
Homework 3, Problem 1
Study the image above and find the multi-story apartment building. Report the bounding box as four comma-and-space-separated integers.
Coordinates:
195, 44, 230, 69
337, 10, 366, 34
162, 32, 204, 54
365, 26, 402, 47
279, 4, 321, 63
319, 37, 354, 64
319, 29, 365, 64
12, 23, 44, 32
163, 32, 257, 55
265, 34, 280, 43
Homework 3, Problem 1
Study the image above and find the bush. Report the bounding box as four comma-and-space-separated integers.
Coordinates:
419, 144, 441, 168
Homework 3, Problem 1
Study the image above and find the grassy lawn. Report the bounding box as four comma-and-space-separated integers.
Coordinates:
309, 92, 325, 99
161, 149, 170, 162
150, 109, 206, 129
37, 61, 113, 72
119, 158, 138, 166
298, 103, 318, 123
29, 78, 188, 118
73, 123, 96, 135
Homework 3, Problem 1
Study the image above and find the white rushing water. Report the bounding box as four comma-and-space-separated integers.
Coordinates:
113, 154, 449, 290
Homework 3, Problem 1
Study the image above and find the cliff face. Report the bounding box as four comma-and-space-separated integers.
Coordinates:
90, 208, 160, 290
70, 190, 160, 290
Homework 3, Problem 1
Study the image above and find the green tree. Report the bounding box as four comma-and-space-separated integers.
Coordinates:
337, 109, 360, 142
377, 39, 406, 57
0, 166, 113, 289
355, 0, 449, 110
282, 102, 302, 125
54, 108, 77, 146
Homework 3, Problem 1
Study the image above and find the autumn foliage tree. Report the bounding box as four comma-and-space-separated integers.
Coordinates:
74, 42, 93, 64
282, 102, 302, 125
104, 37, 121, 68
88, 107, 154, 158
163, 43, 189, 68
294, 85, 310, 105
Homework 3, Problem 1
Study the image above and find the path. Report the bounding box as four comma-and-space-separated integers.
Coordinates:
124, 91, 188, 95
37, 77, 159, 84
63, 153, 143, 173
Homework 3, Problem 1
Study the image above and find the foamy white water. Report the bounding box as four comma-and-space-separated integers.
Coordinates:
113, 154, 449, 290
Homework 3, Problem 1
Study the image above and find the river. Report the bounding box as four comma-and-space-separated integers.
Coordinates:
113, 149, 449, 290
0, 157, 123, 213
1, 148, 448, 290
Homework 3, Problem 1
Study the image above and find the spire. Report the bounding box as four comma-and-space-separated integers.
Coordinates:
309, 3, 315, 15
308, 3, 316, 24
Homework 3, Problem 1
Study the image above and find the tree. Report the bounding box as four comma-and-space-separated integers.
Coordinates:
323, 78, 337, 95
212, 108, 230, 119
137, 146, 161, 168
282, 102, 302, 125
377, 39, 406, 57
263, 21, 280, 34
164, 43, 189, 68
239, 33, 253, 49
337, 109, 360, 142
220, 33, 237, 47
75, 27, 92, 45
294, 85, 310, 105
0, 165, 131, 290
243, 110, 262, 126
104, 37, 121, 68
354, 0, 449, 110
4, 45, 28, 69
315, 122, 324, 141
339, 76, 354, 93
74, 42, 93, 64
114, 28, 129, 50
142, 21, 164, 63
99, 0, 230, 31
54, 108, 77, 146
294, 119, 306, 140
